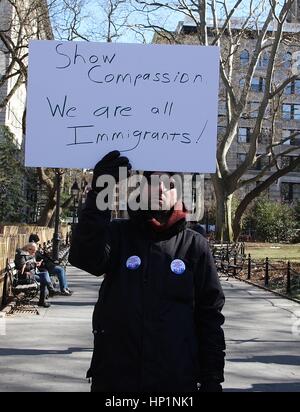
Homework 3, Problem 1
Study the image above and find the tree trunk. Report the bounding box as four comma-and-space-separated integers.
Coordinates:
225, 194, 233, 242
212, 175, 233, 242
232, 209, 243, 242
37, 192, 56, 226
48, 206, 56, 228
215, 196, 225, 242
215, 193, 233, 242
232, 198, 248, 242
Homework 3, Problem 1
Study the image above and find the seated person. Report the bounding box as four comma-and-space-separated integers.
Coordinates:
28, 234, 72, 296
14, 243, 56, 307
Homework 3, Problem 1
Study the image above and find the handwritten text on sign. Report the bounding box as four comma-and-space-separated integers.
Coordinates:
25, 41, 220, 172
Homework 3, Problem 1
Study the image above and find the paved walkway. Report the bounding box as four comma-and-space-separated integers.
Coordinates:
0, 267, 300, 392
0, 266, 99, 392
222, 279, 300, 392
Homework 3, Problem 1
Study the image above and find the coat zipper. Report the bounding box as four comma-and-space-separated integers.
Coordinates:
140, 241, 151, 390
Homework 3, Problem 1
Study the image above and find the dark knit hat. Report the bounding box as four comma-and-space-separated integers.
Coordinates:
29, 233, 40, 243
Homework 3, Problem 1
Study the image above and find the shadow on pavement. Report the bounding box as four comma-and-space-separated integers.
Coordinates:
229, 355, 300, 366
224, 382, 300, 392
0, 347, 91, 356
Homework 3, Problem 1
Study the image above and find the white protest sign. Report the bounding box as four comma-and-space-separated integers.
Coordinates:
25, 40, 220, 172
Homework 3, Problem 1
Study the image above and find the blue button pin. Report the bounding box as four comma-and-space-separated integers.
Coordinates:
170, 259, 186, 275
126, 255, 141, 270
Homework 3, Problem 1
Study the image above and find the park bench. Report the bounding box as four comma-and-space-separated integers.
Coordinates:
211, 243, 246, 279
6, 259, 39, 306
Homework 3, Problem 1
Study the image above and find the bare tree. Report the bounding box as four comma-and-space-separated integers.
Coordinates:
131, 0, 300, 241
49, 0, 91, 41
49, 0, 138, 42
3, 0, 299, 234
0, 0, 52, 110
0, 0, 68, 226
0, 0, 141, 226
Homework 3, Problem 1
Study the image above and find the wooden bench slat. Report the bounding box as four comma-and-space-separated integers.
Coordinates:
15, 284, 39, 291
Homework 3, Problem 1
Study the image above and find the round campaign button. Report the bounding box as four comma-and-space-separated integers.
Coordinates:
170, 259, 186, 275
126, 255, 141, 270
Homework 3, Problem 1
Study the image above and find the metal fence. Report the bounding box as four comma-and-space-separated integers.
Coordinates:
210, 242, 300, 300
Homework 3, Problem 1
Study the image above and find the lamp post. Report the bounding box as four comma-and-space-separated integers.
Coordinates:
78, 178, 88, 215
0, 184, 6, 196
52, 170, 62, 262
71, 179, 80, 224
0, 184, 6, 221
205, 209, 209, 234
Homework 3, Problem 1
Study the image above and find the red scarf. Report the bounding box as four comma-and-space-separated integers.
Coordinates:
148, 202, 186, 232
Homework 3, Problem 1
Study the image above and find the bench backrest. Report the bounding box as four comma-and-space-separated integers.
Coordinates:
6, 259, 17, 276
6, 259, 30, 281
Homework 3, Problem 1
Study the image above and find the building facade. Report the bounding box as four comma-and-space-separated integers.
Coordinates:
0, 0, 53, 223
0, 0, 52, 146
155, 4, 300, 214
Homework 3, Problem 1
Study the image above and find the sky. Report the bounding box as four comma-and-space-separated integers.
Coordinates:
47, 0, 285, 43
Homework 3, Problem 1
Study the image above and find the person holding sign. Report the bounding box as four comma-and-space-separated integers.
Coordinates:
69, 151, 225, 392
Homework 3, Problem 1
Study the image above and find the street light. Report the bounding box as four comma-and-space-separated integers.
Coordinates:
0, 184, 7, 196
78, 178, 88, 214
71, 179, 80, 224
52, 170, 62, 262
205, 209, 209, 234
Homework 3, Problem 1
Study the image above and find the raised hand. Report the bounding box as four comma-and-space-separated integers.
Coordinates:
92, 150, 132, 192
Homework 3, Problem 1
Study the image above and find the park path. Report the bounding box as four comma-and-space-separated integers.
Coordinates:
0, 267, 300, 392
222, 278, 300, 391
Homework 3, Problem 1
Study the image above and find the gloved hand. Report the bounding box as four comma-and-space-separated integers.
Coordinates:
91, 150, 132, 192
199, 382, 223, 392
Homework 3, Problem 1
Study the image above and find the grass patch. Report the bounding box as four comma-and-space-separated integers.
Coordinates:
244, 243, 300, 262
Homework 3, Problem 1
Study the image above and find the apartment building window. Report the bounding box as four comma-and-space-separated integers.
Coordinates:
284, 51, 292, 68
251, 77, 265, 92
295, 80, 300, 94
282, 103, 300, 120
240, 49, 249, 66
0, 51, 6, 76
258, 52, 269, 68
237, 153, 247, 165
250, 155, 270, 171
281, 182, 300, 202
217, 126, 227, 136
259, 128, 269, 144
281, 156, 300, 172
237, 127, 251, 143
218, 101, 227, 117
249, 159, 261, 170
250, 101, 260, 117
282, 129, 300, 145
282, 129, 291, 144
284, 79, 300, 94
281, 156, 291, 168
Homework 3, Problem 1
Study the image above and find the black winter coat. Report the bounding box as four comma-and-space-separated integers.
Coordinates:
69, 191, 225, 392
14, 249, 36, 279
35, 250, 56, 273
